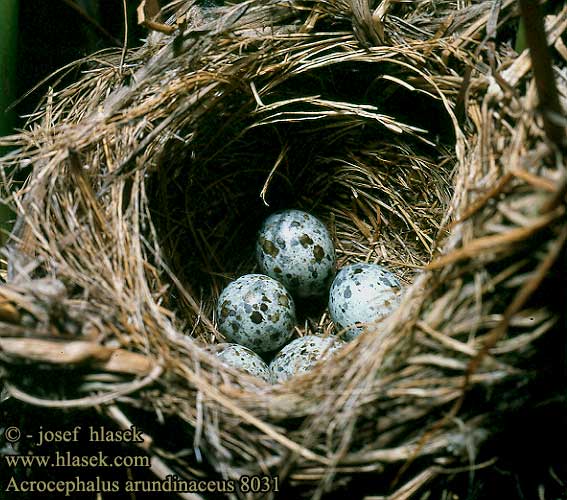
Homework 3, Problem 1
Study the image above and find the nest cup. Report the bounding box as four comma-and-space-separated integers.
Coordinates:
0, 0, 566, 498
151, 61, 451, 339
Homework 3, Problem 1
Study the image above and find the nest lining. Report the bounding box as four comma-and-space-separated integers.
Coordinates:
151, 100, 453, 344
0, 0, 565, 498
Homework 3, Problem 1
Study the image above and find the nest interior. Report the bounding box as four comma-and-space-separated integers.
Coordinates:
0, 0, 566, 498
151, 60, 453, 340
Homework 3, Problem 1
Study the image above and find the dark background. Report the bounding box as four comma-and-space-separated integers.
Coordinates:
13, 0, 144, 128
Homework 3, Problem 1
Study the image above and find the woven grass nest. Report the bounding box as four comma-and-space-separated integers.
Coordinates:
1, 0, 566, 498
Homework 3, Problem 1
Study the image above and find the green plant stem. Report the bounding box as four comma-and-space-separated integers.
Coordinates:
0, 0, 18, 137
0, 0, 19, 247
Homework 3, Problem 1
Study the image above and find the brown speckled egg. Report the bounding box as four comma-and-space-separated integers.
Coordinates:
217, 274, 296, 353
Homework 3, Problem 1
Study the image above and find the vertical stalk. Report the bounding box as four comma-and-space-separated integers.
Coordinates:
518, 0, 566, 151
0, 0, 18, 246
0, 0, 19, 137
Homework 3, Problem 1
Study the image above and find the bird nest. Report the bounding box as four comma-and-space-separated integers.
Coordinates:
1, 0, 566, 498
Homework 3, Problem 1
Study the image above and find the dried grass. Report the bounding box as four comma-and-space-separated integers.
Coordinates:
0, 0, 565, 498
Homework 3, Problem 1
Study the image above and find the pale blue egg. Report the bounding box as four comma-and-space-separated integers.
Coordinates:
329, 263, 402, 341
217, 274, 296, 352
256, 210, 336, 298
269, 335, 344, 382
215, 343, 273, 383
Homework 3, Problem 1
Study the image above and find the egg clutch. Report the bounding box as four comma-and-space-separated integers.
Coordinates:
213, 209, 403, 383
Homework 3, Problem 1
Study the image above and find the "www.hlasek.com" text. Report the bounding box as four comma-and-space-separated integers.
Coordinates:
4, 451, 150, 468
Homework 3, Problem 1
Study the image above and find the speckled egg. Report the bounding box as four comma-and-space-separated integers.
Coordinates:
215, 343, 273, 383
329, 263, 402, 341
217, 274, 296, 353
256, 210, 336, 298
269, 335, 345, 383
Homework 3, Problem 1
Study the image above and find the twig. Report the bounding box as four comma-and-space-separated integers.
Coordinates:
541, 170, 567, 213
120, 0, 129, 74
518, 0, 567, 151
428, 209, 561, 269
5, 364, 163, 408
